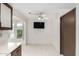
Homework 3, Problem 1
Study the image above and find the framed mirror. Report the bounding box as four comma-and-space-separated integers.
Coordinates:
0, 3, 13, 30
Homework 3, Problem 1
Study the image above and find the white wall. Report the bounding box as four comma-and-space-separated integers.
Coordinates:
76, 5, 79, 56
27, 13, 60, 53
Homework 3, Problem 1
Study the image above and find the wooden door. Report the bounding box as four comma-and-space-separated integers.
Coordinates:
60, 9, 76, 56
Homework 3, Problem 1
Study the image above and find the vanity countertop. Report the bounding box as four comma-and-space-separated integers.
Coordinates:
0, 42, 21, 56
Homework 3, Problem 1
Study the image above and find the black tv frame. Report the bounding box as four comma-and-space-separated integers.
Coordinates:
33, 22, 45, 29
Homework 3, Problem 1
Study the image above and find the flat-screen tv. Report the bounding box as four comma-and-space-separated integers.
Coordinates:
34, 22, 44, 29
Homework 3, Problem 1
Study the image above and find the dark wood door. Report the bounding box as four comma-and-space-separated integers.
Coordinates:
60, 9, 76, 56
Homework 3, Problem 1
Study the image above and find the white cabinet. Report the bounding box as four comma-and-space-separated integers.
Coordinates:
7, 53, 11, 56
0, 53, 8, 56
0, 3, 13, 30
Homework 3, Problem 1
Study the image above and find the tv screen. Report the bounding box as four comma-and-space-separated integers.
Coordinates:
34, 22, 44, 29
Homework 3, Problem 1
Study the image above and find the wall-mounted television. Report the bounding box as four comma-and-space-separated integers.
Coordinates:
34, 22, 45, 29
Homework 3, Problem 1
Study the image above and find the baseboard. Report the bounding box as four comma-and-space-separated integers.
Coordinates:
26, 43, 54, 46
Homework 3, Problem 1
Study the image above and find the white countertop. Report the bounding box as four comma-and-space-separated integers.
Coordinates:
0, 42, 21, 56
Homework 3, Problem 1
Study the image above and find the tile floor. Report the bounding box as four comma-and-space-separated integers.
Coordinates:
22, 44, 60, 56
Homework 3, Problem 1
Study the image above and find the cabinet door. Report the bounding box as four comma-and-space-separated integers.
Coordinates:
0, 3, 12, 30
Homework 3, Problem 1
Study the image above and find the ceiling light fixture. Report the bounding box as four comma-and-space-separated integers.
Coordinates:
37, 12, 47, 20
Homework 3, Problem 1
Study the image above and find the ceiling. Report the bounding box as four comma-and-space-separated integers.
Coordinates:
10, 3, 77, 16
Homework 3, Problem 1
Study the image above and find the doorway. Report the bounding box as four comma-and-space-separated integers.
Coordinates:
60, 8, 76, 56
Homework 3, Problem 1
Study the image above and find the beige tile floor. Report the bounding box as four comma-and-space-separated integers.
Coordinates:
22, 44, 60, 56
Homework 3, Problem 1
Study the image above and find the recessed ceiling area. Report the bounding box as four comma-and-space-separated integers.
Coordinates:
10, 3, 77, 17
